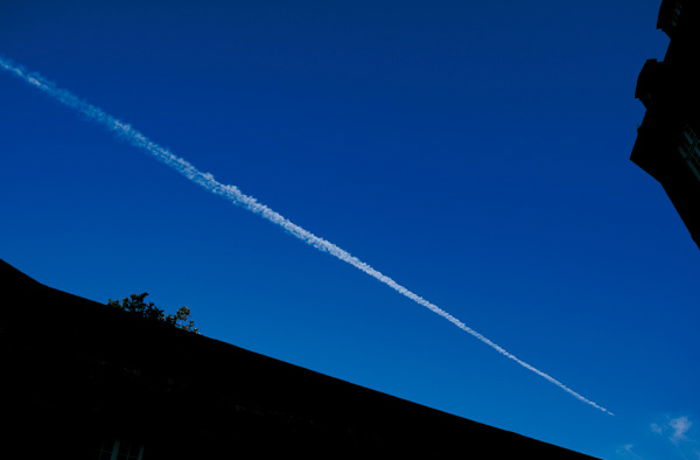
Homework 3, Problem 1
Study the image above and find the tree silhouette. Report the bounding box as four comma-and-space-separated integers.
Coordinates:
107, 293, 199, 334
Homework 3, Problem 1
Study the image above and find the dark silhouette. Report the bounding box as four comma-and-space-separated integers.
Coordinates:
0, 259, 599, 459
631, 0, 700, 248
107, 292, 199, 333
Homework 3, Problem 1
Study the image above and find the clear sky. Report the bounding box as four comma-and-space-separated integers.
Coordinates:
1, 1, 698, 458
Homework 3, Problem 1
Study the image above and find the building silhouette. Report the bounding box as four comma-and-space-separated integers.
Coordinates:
0, 259, 598, 459
631, 0, 700, 248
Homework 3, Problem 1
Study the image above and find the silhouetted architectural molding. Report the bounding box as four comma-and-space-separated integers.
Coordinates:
631, 0, 700, 248
0, 259, 598, 459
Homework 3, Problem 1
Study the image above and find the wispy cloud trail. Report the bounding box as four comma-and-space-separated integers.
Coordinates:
0, 55, 613, 415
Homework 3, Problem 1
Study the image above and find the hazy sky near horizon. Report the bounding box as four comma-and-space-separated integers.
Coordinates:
2, 1, 698, 458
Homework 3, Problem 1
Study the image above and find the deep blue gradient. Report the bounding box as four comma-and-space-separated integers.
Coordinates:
2, 1, 697, 457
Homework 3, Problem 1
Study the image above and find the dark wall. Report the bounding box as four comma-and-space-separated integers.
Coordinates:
631, 0, 700, 248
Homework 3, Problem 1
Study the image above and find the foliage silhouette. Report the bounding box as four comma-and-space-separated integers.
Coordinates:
107, 293, 199, 333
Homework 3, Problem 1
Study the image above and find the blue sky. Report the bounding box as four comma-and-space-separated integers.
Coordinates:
1, 1, 698, 457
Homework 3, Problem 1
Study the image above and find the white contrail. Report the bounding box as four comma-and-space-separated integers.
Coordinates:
0, 55, 613, 415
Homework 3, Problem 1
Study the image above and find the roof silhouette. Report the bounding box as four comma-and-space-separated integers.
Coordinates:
0, 259, 598, 458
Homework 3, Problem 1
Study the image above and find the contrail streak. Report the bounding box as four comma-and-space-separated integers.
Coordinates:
0, 55, 613, 415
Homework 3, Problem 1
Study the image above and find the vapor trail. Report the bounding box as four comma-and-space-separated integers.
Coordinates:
0, 55, 613, 415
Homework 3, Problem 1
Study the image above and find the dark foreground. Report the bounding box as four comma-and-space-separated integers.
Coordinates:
0, 260, 598, 459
